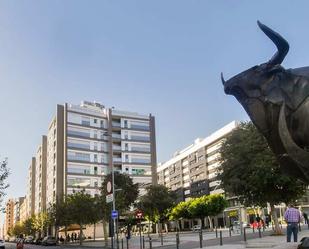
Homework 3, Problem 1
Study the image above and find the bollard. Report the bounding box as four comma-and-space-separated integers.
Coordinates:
126, 237, 129, 249
299, 223, 302, 232
229, 227, 232, 237
160, 233, 163, 246
258, 227, 262, 238
142, 236, 145, 249
243, 228, 247, 242
199, 230, 203, 248
215, 227, 218, 238
252, 226, 255, 233
220, 231, 223, 246
176, 233, 180, 249
149, 237, 152, 249
121, 239, 123, 249
111, 237, 114, 249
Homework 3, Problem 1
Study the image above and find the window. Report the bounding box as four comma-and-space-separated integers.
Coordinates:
94, 166, 98, 175
124, 120, 128, 128
100, 120, 104, 128
94, 119, 97, 124
94, 142, 98, 151
94, 154, 98, 162
125, 143, 129, 151
93, 130, 98, 139
125, 155, 129, 162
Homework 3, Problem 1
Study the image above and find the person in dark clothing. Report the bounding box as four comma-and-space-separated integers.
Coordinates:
74, 233, 77, 241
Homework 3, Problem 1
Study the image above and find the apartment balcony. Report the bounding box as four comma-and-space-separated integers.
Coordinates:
112, 122, 121, 128
113, 157, 122, 163
112, 133, 122, 140
112, 145, 122, 151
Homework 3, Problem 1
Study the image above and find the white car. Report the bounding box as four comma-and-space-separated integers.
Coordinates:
192, 225, 202, 232
0, 239, 5, 249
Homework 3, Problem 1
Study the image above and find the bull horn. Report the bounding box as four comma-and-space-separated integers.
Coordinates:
257, 21, 289, 65
221, 72, 226, 85
278, 104, 309, 179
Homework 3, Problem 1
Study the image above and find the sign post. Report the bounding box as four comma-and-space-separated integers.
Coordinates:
136, 210, 143, 249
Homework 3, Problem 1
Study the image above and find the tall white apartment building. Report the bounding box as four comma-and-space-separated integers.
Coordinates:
34, 136, 47, 214
26, 157, 36, 217
24, 101, 157, 217
64, 101, 156, 196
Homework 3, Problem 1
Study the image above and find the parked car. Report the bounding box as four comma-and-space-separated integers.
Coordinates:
0, 239, 5, 249
24, 236, 34, 244
41, 236, 56, 246
192, 225, 202, 232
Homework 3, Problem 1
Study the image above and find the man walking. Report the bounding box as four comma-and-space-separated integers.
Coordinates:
284, 203, 301, 242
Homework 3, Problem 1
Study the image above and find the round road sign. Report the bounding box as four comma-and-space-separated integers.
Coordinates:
107, 181, 112, 193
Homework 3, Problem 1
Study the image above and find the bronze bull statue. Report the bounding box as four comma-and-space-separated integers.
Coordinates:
221, 21, 309, 182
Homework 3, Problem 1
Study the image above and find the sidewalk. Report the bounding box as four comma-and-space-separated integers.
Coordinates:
194, 228, 309, 249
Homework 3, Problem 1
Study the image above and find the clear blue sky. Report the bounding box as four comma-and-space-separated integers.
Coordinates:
1, 0, 309, 213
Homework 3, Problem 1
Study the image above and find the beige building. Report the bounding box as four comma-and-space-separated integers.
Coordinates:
26, 158, 36, 217
4, 199, 15, 237
34, 136, 47, 214
19, 197, 28, 223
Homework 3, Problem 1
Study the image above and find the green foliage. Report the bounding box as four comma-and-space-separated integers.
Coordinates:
66, 190, 96, 227
32, 212, 51, 235
23, 216, 35, 236
170, 199, 193, 220
48, 197, 72, 227
219, 121, 306, 207
137, 185, 176, 223
0, 158, 10, 210
101, 172, 139, 214
11, 222, 24, 236
207, 194, 228, 217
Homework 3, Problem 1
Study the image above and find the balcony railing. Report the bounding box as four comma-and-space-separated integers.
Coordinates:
112, 133, 122, 139
113, 157, 122, 162
112, 122, 121, 127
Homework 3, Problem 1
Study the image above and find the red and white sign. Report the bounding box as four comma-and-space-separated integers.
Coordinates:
136, 210, 143, 219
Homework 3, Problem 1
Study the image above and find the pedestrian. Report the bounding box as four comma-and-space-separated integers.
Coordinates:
265, 215, 270, 227
284, 203, 301, 242
71, 233, 74, 242
74, 233, 77, 241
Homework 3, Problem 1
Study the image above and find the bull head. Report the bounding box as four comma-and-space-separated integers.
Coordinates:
222, 21, 309, 182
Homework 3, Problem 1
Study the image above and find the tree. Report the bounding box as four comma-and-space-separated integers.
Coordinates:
101, 172, 139, 244
48, 197, 72, 241
219, 121, 306, 234
66, 191, 96, 245
23, 217, 36, 236
102, 172, 139, 214
170, 199, 193, 221
137, 185, 176, 233
206, 194, 228, 229
0, 158, 10, 210
188, 196, 209, 226
11, 222, 24, 237
32, 212, 51, 238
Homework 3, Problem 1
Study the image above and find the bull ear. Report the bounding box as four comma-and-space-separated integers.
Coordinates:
257, 21, 289, 65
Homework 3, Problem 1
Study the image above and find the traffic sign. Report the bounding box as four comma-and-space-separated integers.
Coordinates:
106, 193, 113, 203
111, 210, 118, 219
107, 181, 112, 193
136, 210, 143, 219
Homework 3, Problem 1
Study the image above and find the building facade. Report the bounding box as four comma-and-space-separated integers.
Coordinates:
157, 121, 239, 227
34, 136, 47, 214
157, 121, 237, 202
24, 101, 157, 218
4, 199, 15, 237
13, 197, 25, 225
26, 158, 36, 217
